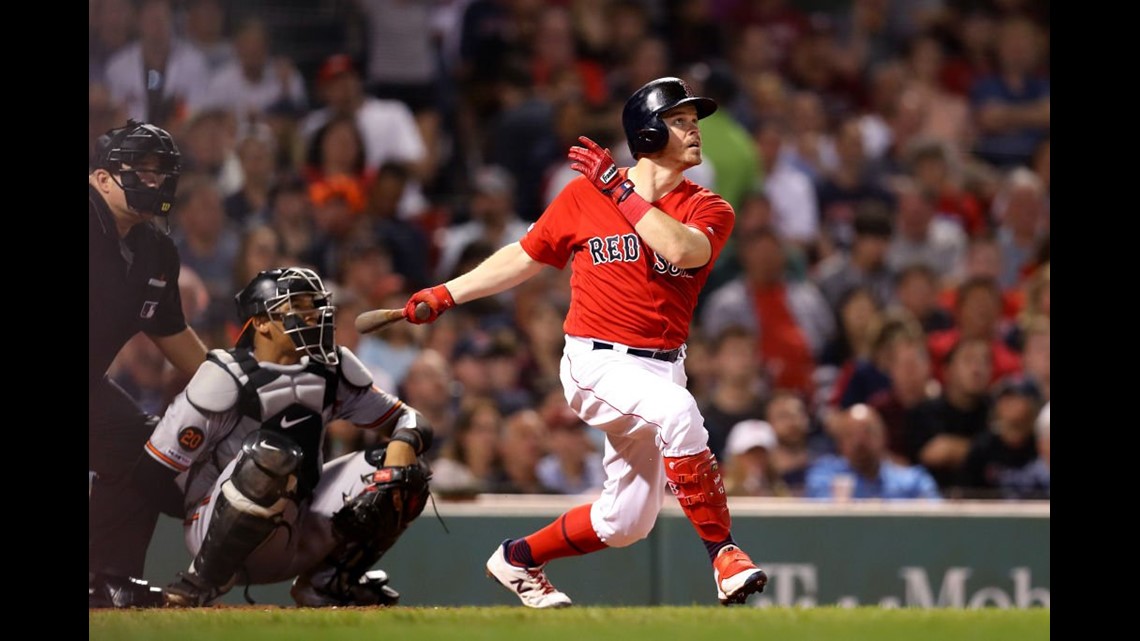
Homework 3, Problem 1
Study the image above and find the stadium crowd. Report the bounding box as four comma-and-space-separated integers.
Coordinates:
90, 0, 1050, 502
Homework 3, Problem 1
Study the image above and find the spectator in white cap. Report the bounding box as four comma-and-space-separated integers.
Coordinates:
722, 420, 786, 497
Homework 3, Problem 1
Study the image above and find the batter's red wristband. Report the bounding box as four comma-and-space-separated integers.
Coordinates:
611, 180, 652, 226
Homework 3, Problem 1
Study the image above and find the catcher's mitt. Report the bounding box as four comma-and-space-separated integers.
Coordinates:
332, 463, 432, 544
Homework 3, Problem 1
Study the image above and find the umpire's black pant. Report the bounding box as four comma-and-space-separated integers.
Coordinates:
89, 377, 166, 578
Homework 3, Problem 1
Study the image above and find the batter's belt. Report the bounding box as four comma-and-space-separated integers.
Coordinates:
591, 340, 682, 363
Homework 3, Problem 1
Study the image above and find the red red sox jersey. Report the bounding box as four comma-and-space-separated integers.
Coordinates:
520, 172, 734, 350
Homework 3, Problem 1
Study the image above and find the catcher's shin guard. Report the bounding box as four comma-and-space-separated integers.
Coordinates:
166, 431, 302, 607
664, 449, 731, 542
293, 449, 430, 606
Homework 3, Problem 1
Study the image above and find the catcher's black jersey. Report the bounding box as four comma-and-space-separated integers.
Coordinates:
89, 184, 188, 385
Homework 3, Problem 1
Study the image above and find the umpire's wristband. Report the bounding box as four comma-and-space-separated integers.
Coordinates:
609, 179, 652, 226
391, 426, 431, 456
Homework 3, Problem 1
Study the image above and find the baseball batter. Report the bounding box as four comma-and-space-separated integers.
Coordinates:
403, 77, 768, 607
148, 267, 434, 607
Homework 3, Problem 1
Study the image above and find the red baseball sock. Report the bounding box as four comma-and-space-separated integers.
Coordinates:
515, 503, 607, 566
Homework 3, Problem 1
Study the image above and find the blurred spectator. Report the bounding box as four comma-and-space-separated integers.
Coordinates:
352, 0, 445, 199
180, 0, 234, 73
699, 326, 771, 462
171, 173, 242, 347
202, 17, 308, 121
813, 202, 896, 312
607, 35, 672, 105
263, 172, 316, 261
783, 91, 837, 184
906, 336, 993, 491
927, 275, 1022, 384
482, 329, 536, 416
666, 0, 728, 67
90, 0, 135, 83
686, 63, 763, 214
302, 182, 374, 283
484, 63, 562, 220
103, 0, 210, 128
833, 311, 925, 412
805, 404, 941, 500
1015, 314, 1049, 403
178, 107, 243, 196
338, 238, 405, 312
517, 299, 569, 399
535, 389, 604, 495
958, 375, 1046, 499
223, 121, 278, 225
1004, 259, 1049, 350
816, 285, 877, 419
1024, 400, 1050, 498
889, 262, 955, 334
754, 120, 820, 251
430, 397, 504, 495
363, 162, 435, 292
969, 15, 1049, 169
785, 22, 863, 131
728, 0, 813, 74
938, 8, 997, 97
991, 167, 1048, 290
855, 60, 905, 164
815, 115, 895, 255
303, 115, 371, 208
400, 349, 459, 458
867, 328, 937, 465
301, 54, 431, 219
764, 389, 823, 494
435, 165, 530, 281
701, 226, 833, 398
906, 137, 987, 238
528, 5, 608, 108
899, 32, 973, 151
490, 409, 557, 494
885, 176, 968, 280
722, 419, 785, 497
230, 222, 282, 312
937, 235, 1022, 321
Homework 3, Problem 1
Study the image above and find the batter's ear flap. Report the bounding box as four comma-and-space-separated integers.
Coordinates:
636, 127, 668, 154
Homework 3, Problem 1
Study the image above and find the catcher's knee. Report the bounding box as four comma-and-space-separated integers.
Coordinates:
227, 430, 303, 517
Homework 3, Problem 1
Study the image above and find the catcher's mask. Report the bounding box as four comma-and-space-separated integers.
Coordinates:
622, 77, 717, 158
234, 267, 339, 365
92, 119, 182, 217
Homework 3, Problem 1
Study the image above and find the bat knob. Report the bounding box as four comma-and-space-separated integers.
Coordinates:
414, 302, 431, 321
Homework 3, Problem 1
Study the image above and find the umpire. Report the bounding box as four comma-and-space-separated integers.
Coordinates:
89, 120, 208, 607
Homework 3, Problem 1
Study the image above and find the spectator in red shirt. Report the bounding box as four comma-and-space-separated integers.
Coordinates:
928, 275, 1021, 384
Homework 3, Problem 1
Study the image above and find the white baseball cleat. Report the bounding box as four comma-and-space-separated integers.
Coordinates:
713, 545, 768, 605
485, 539, 572, 609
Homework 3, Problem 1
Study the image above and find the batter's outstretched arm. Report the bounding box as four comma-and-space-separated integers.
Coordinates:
445, 242, 545, 304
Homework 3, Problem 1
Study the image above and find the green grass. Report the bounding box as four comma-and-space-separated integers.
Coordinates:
90, 606, 1049, 641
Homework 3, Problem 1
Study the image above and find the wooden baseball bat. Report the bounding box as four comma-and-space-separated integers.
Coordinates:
354, 302, 430, 334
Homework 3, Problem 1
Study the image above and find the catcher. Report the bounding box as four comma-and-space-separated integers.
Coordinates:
145, 266, 433, 607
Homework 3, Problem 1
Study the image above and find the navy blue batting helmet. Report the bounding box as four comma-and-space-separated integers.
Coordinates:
621, 77, 717, 158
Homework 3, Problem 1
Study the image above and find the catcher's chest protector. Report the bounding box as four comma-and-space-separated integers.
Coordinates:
211, 349, 340, 498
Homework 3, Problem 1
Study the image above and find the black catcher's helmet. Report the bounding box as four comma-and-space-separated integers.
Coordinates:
92, 119, 183, 216
234, 267, 339, 365
621, 77, 717, 158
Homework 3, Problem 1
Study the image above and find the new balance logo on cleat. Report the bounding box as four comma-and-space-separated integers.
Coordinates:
485, 539, 572, 609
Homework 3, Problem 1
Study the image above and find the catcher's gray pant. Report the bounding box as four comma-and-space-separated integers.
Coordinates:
183, 450, 374, 585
